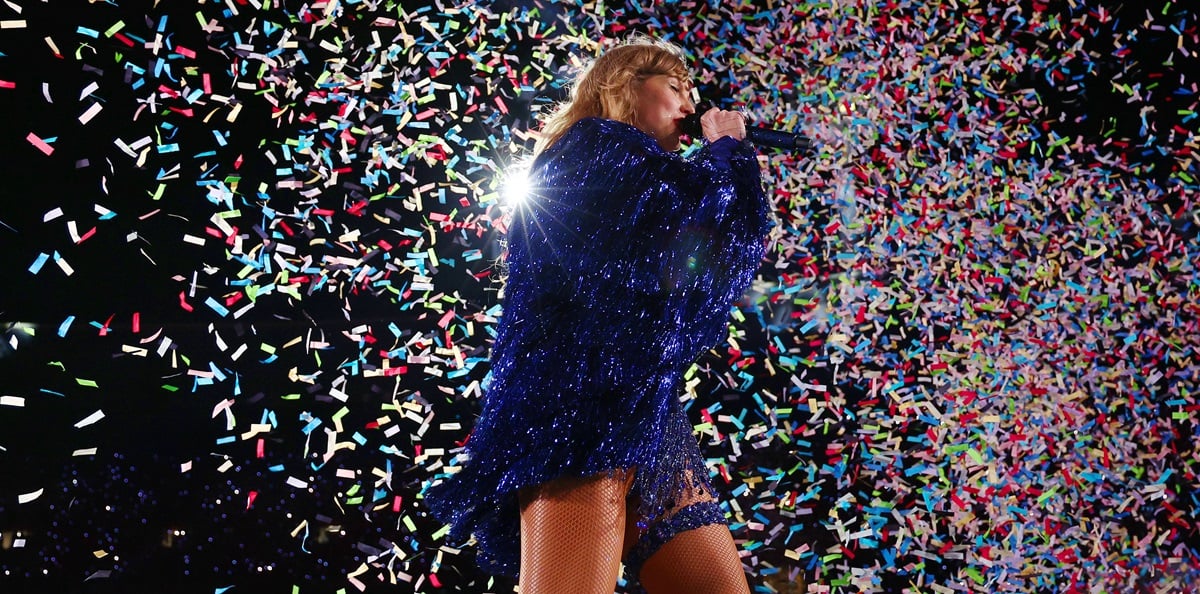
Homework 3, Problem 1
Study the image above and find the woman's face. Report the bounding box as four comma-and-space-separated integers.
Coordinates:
633, 74, 695, 151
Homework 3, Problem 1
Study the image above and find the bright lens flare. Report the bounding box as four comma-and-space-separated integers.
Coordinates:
501, 167, 533, 207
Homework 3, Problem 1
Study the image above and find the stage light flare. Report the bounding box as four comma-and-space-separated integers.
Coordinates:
500, 165, 533, 207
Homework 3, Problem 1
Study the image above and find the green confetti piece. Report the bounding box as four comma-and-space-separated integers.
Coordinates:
103, 20, 125, 37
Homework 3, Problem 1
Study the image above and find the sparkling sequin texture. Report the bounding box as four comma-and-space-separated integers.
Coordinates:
424, 117, 770, 576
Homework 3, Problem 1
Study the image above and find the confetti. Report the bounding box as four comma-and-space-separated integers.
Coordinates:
17, 489, 44, 504
25, 131, 53, 155
0, 1, 1196, 592
73, 409, 105, 428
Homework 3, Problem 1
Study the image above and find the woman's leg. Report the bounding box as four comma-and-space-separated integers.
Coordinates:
637, 522, 750, 594
625, 469, 750, 594
518, 471, 635, 594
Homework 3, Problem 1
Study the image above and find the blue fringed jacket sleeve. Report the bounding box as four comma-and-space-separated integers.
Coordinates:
509, 117, 771, 364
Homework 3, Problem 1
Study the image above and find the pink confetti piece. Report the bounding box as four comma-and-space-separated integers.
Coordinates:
26, 132, 54, 155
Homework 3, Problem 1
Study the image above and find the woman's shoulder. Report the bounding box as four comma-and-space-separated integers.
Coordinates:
529, 118, 680, 187
554, 117, 666, 156
567, 116, 632, 137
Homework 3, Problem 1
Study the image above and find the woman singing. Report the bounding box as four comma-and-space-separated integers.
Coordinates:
425, 36, 771, 594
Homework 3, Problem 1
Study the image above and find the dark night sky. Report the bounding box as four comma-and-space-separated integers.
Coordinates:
0, 1, 1197, 593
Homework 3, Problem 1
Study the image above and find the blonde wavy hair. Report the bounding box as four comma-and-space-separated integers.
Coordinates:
534, 36, 692, 155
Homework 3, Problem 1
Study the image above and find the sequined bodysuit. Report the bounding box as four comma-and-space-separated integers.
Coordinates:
425, 117, 770, 579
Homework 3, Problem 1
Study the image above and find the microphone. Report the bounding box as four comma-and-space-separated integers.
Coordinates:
681, 106, 812, 151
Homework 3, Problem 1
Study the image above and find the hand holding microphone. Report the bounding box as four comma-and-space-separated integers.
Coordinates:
683, 104, 813, 152
698, 107, 747, 143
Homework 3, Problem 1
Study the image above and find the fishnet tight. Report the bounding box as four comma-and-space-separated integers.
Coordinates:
517, 469, 748, 594
518, 471, 634, 594
637, 522, 750, 594
633, 470, 750, 594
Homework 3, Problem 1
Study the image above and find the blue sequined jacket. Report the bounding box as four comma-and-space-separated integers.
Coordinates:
425, 117, 771, 575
